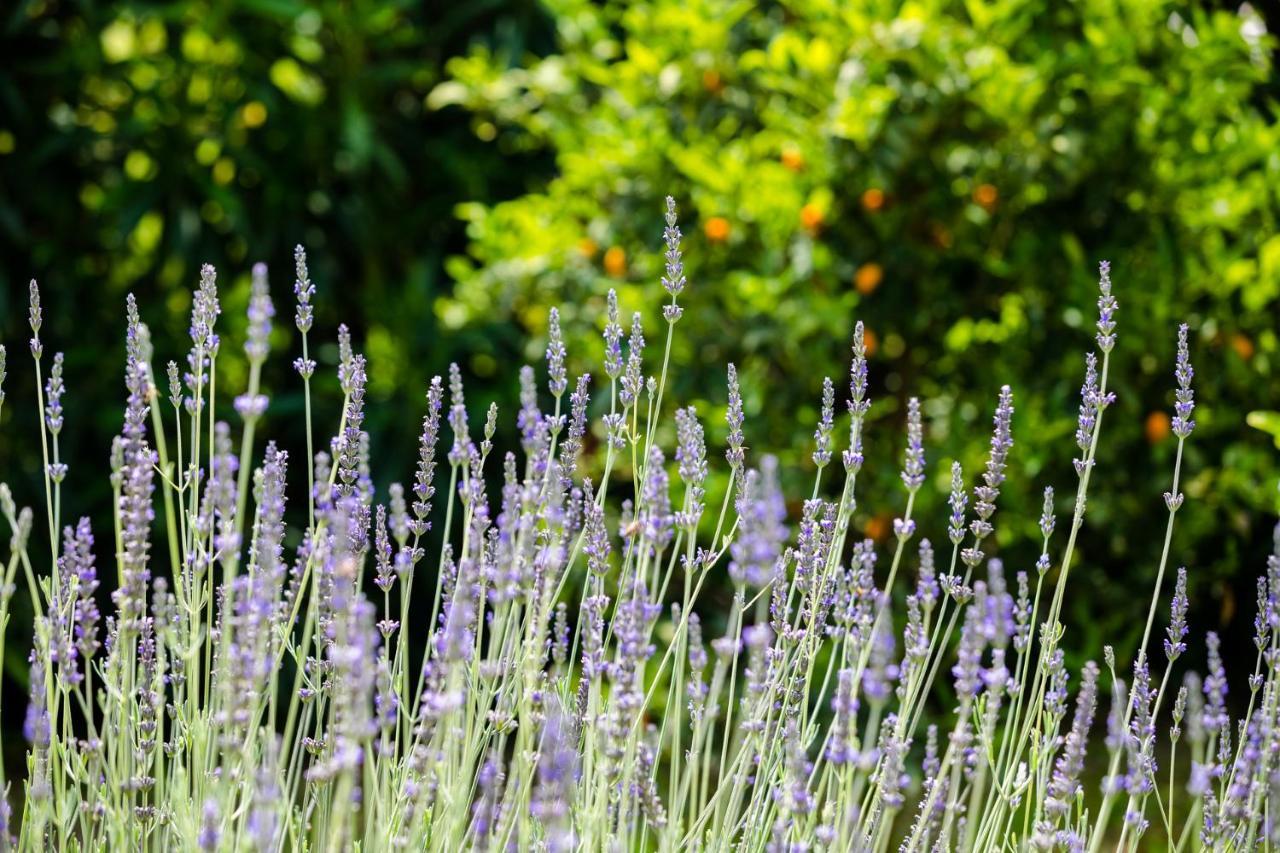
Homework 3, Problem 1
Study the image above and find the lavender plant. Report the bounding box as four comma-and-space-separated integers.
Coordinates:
1, 200, 1278, 852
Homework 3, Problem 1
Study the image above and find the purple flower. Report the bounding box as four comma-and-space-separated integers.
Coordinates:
445, 363, 475, 470
235, 393, 269, 420
1073, 353, 1112, 474
374, 504, 394, 592
838, 336, 871, 467
901, 397, 925, 491
1102, 675, 1128, 795
470, 755, 506, 845
23, 644, 49, 747
201, 421, 241, 568
560, 374, 591, 487
603, 289, 623, 379
198, 798, 220, 851
729, 457, 788, 587
1125, 657, 1157, 795
1096, 260, 1117, 353
245, 262, 275, 365
60, 518, 100, 663
1165, 566, 1188, 661
335, 354, 369, 541
1039, 486, 1056, 540
812, 376, 835, 468
1013, 571, 1031, 652
726, 363, 745, 471
1170, 685, 1187, 744
826, 669, 858, 764
952, 603, 986, 700
975, 385, 1014, 524
113, 295, 157, 629
44, 351, 65, 436
1171, 323, 1195, 438
915, 539, 939, 611
1203, 631, 1228, 731
635, 446, 674, 552
780, 719, 816, 816
191, 262, 221, 353
660, 196, 686, 321
517, 365, 545, 455
675, 406, 707, 526
1045, 661, 1099, 818
546, 307, 568, 397
620, 312, 645, 409
294, 244, 315, 332
582, 488, 611, 576
411, 376, 444, 536
963, 386, 1013, 566
948, 461, 967, 545
29, 279, 43, 357
864, 617, 900, 705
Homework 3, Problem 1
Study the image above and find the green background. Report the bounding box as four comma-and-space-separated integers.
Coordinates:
2, 0, 1279, 767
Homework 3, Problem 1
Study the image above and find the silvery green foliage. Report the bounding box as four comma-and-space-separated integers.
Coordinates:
1, 209, 1278, 853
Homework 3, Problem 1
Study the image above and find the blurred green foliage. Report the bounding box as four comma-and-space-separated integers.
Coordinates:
0, 0, 555, 533
432, 0, 1280, 651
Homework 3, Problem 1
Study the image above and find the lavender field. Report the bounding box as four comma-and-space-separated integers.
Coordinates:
0, 196, 1276, 850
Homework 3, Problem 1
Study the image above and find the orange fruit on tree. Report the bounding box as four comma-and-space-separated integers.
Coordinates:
603, 246, 627, 278
704, 216, 731, 243
973, 183, 998, 211
855, 263, 883, 295
577, 238, 598, 259
1145, 411, 1171, 444
781, 148, 805, 172
702, 69, 724, 95
800, 203, 824, 234
861, 188, 885, 212
1231, 333, 1255, 361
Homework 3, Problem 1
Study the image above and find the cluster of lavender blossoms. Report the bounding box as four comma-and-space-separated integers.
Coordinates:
1, 199, 1279, 853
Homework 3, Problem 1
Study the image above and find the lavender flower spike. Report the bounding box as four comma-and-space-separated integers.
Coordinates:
294, 244, 315, 334
1074, 353, 1102, 474
1202, 631, 1228, 731
843, 322, 870, 472
1039, 486, 1056, 540
620, 312, 645, 409
1046, 660, 1099, 819
901, 397, 925, 491
675, 406, 707, 526
546, 307, 568, 397
809, 378, 834, 471
660, 196, 686, 323
603, 289, 623, 379
1171, 323, 1195, 438
726, 363, 745, 472
848, 321, 870, 418
29, 279, 42, 358
1096, 260, 1117, 353
1164, 566, 1188, 661
948, 461, 967, 545
293, 248, 317, 379
245, 262, 275, 366
192, 262, 221, 352
45, 352, 65, 436
966, 386, 1013, 552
